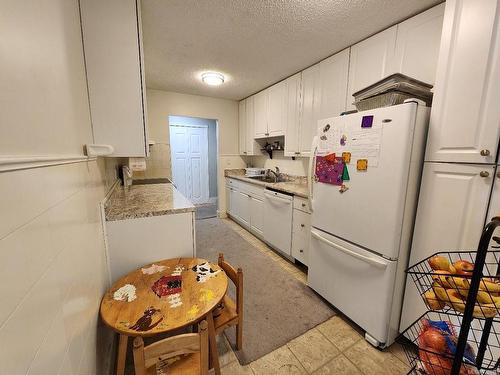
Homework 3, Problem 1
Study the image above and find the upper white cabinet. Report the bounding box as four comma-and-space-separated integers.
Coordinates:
285, 50, 349, 157
299, 64, 321, 156
347, 26, 397, 109
254, 91, 269, 138
80, 0, 149, 157
253, 81, 287, 139
426, 0, 500, 163
238, 97, 261, 156
394, 3, 445, 85
318, 48, 350, 120
237, 6, 445, 157
284, 74, 302, 157
267, 80, 287, 136
238, 100, 246, 154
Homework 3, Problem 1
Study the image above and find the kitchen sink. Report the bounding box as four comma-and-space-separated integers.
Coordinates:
248, 175, 278, 183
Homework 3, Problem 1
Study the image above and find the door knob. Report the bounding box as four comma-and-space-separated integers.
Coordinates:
480, 171, 490, 178
480, 149, 490, 156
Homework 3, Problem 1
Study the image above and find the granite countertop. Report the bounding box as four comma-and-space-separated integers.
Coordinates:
224, 169, 309, 198
105, 183, 195, 221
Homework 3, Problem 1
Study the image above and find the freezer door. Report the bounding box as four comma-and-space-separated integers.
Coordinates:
311, 103, 421, 259
308, 228, 398, 345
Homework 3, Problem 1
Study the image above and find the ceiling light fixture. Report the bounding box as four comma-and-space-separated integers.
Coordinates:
201, 72, 225, 86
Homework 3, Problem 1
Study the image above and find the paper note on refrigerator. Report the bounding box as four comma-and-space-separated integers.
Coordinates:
349, 128, 383, 167
318, 123, 382, 167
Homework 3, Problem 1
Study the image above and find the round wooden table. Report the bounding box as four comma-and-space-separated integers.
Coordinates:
100, 257, 228, 375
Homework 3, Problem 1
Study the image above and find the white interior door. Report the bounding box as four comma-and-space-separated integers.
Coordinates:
170, 125, 209, 204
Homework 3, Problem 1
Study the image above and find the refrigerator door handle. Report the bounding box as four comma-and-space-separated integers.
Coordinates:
311, 230, 388, 269
308, 136, 319, 210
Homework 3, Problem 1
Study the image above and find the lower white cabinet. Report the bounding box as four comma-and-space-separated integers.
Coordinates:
229, 187, 239, 218
225, 185, 231, 214
226, 178, 265, 239
237, 190, 251, 227
226, 179, 312, 265
106, 212, 195, 283
291, 208, 311, 265
400, 162, 495, 330
250, 196, 264, 236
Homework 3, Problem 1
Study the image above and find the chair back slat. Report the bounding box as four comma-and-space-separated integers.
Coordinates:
133, 320, 208, 375
218, 253, 243, 312
219, 260, 239, 284
144, 334, 200, 368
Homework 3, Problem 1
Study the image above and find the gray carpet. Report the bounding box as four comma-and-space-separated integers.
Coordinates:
196, 218, 336, 365
195, 203, 218, 220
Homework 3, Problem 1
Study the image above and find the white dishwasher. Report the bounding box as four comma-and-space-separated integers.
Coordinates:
263, 189, 293, 256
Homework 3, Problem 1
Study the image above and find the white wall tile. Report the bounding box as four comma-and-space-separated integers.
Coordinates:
0, 167, 49, 239
0, 259, 63, 375
0, 160, 113, 375
27, 306, 68, 375
0, 214, 55, 325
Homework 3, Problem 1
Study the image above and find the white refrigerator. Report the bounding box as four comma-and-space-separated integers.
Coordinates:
307, 101, 430, 348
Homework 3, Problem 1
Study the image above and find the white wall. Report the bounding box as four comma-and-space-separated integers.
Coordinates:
0, 1, 115, 374
146, 89, 246, 212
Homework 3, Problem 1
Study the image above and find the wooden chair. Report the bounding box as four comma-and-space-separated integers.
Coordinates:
133, 320, 209, 375
214, 253, 243, 350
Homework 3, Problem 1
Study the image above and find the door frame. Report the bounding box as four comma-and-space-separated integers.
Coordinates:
168, 117, 220, 213
169, 123, 210, 204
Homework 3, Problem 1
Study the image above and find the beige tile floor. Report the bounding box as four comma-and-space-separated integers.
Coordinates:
216, 217, 411, 375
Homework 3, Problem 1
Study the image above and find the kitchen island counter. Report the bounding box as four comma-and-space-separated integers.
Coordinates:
105, 183, 195, 221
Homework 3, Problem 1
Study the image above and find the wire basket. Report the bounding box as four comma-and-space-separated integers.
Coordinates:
397, 311, 500, 374
406, 251, 500, 321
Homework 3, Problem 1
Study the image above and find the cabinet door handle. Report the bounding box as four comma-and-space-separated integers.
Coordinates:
480, 149, 491, 156
301, 203, 306, 207
295, 152, 301, 155
480, 171, 490, 178
497, 172, 500, 179
300, 224, 305, 227
299, 249, 304, 253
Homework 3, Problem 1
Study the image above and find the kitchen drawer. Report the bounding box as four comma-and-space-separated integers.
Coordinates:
292, 209, 311, 265
293, 209, 311, 236
226, 178, 265, 199
293, 196, 311, 213
292, 231, 309, 266
239, 180, 265, 199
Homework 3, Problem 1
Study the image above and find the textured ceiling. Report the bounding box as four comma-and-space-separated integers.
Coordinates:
141, 0, 442, 100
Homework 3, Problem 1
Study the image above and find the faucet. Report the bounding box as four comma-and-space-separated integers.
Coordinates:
267, 167, 280, 183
